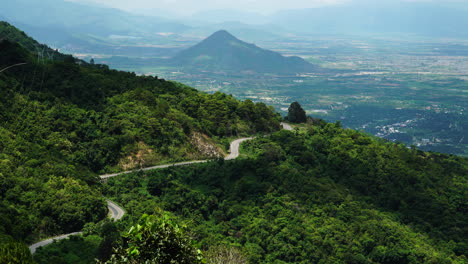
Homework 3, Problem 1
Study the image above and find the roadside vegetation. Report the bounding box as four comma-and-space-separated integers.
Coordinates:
1, 22, 466, 264
0, 22, 280, 252
40, 121, 467, 263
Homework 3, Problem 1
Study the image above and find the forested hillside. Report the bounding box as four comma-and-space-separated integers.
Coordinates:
0, 22, 280, 247
1, 22, 467, 264
0, 21, 67, 61
98, 122, 467, 264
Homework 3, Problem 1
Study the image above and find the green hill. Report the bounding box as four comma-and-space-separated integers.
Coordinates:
171, 30, 317, 74
93, 122, 468, 264
0, 21, 67, 61
0, 22, 280, 245
1, 22, 467, 264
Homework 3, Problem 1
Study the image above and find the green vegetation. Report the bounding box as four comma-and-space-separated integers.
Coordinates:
0, 21, 68, 61
0, 22, 280, 249
287, 101, 307, 123
33, 220, 122, 263
1, 22, 467, 264
101, 214, 203, 264
109, 36, 468, 156
205, 245, 248, 264
34, 235, 102, 264
0, 237, 34, 264
99, 122, 467, 263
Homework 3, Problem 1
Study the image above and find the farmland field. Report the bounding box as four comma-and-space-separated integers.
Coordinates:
92, 36, 468, 156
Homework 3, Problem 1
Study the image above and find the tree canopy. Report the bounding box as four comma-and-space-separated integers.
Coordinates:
1, 21, 467, 264
287, 101, 307, 123
98, 121, 467, 264
101, 214, 203, 264
0, 22, 281, 248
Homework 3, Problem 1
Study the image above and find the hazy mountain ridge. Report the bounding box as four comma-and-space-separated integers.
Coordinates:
1, 0, 188, 35
4, 0, 467, 62
0, 0, 193, 57
0, 0, 190, 50
188, 9, 269, 25
270, 2, 468, 38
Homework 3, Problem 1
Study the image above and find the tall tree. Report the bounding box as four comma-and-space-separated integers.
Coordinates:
287, 102, 307, 123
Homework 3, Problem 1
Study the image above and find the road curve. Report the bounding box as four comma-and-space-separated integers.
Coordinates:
107, 200, 125, 221
281, 122, 293, 131
100, 137, 255, 180
29, 200, 124, 254
29, 132, 285, 254
29, 232, 83, 254
225, 137, 254, 160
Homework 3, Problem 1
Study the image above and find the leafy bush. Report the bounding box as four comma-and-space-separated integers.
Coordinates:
102, 214, 204, 264
0, 240, 34, 264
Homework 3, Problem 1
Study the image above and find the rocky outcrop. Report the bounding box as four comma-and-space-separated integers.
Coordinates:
190, 132, 224, 158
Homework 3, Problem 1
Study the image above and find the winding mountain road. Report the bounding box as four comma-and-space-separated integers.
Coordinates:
101, 133, 264, 179
29, 200, 125, 253
29, 123, 294, 254
29, 232, 83, 254
107, 200, 125, 221
100, 160, 209, 180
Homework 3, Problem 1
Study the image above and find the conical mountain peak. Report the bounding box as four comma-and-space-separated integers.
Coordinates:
172, 30, 316, 74
205, 29, 238, 42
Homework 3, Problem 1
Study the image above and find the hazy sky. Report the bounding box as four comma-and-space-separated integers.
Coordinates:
76, 0, 345, 14
72, 0, 466, 15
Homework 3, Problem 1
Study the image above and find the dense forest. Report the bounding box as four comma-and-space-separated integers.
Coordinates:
35, 121, 468, 263
1, 22, 467, 263
0, 21, 280, 252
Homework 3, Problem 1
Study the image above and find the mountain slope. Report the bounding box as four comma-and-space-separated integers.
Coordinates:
99, 122, 468, 263
0, 0, 191, 58
172, 30, 317, 74
0, 22, 281, 245
0, 21, 69, 61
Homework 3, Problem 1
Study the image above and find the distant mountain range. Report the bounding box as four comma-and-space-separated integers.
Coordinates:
269, 1, 468, 38
184, 21, 284, 42
2, 0, 468, 61
0, 0, 193, 57
0, 0, 188, 36
171, 30, 316, 74
188, 9, 269, 25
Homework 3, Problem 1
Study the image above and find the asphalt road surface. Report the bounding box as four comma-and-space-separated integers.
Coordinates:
100, 136, 258, 179
29, 200, 125, 254
225, 137, 255, 160
281, 122, 293, 131
100, 160, 208, 180
29, 232, 83, 254
29, 125, 294, 254
107, 200, 125, 220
